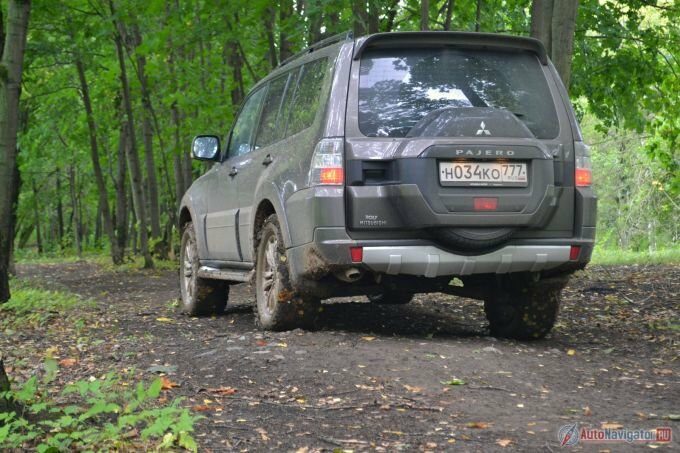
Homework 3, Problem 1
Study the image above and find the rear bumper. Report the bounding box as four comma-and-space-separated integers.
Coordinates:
287, 227, 592, 282
362, 245, 570, 277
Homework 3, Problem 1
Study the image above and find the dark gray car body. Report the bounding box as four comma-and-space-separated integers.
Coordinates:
180, 31, 597, 299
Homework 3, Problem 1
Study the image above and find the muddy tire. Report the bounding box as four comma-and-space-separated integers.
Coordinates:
179, 222, 228, 316
368, 291, 413, 305
483, 275, 563, 340
255, 215, 320, 331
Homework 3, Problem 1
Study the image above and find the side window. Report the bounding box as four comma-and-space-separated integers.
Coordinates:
255, 74, 290, 148
227, 86, 266, 158
286, 58, 328, 137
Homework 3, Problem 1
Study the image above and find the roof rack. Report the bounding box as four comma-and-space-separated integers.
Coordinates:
278, 30, 353, 68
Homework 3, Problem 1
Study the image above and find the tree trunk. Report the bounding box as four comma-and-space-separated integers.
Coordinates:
129, 26, 161, 239
114, 121, 128, 264
443, 0, 455, 31
368, 0, 380, 34
109, 0, 153, 268
264, 7, 278, 68
279, 0, 294, 63
31, 179, 42, 254
8, 155, 20, 276
550, 0, 578, 89
531, 0, 554, 55
421, 0, 429, 31
531, 0, 578, 90
74, 57, 123, 264
475, 0, 482, 32
0, 357, 12, 412
56, 169, 64, 246
352, 0, 368, 36
68, 165, 82, 257
0, 0, 31, 303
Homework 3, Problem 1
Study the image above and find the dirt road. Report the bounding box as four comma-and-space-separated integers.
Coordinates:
11, 262, 680, 451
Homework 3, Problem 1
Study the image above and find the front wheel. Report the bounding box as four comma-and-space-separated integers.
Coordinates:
179, 222, 228, 316
255, 214, 320, 331
483, 275, 564, 340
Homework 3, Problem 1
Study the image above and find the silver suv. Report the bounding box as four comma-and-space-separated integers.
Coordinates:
179, 31, 597, 339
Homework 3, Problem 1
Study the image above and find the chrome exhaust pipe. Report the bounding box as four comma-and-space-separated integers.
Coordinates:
334, 267, 363, 283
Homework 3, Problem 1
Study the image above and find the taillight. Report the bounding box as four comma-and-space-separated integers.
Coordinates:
310, 138, 344, 186
574, 141, 592, 187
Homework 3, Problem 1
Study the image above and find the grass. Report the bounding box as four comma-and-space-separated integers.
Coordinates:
591, 246, 680, 265
15, 250, 178, 272
1, 281, 95, 329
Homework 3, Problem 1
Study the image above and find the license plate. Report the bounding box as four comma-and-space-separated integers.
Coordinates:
439, 161, 528, 187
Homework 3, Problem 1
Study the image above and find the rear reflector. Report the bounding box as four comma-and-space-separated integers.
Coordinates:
569, 245, 581, 261
350, 246, 363, 263
575, 168, 592, 187
474, 197, 498, 211
319, 167, 344, 185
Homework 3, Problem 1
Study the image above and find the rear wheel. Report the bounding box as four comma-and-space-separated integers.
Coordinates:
255, 214, 320, 331
179, 222, 228, 316
483, 275, 563, 340
368, 291, 413, 305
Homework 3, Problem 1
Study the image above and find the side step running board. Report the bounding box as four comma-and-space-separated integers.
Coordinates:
197, 266, 253, 282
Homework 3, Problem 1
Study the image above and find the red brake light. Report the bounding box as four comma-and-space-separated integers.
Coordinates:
474, 197, 498, 211
575, 168, 592, 187
319, 168, 344, 185
350, 246, 363, 263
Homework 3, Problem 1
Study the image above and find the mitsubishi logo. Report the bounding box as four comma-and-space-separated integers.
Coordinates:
476, 121, 491, 136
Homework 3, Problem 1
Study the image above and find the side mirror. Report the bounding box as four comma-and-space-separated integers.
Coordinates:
191, 135, 221, 161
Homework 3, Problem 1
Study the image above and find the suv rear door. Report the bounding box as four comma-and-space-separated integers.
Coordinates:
344, 33, 575, 245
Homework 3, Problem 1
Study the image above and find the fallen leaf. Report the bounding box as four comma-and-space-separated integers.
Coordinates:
160, 376, 179, 390
425, 442, 437, 449
192, 405, 211, 412
256, 340, 267, 347
601, 422, 623, 430
496, 438, 513, 447
441, 378, 466, 386
255, 427, 270, 442
567, 349, 576, 356
59, 358, 77, 367
584, 406, 593, 416
209, 386, 237, 395
361, 336, 376, 341
467, 422, 490, 429
156, 317, 173, 323
403, 384, 423, 393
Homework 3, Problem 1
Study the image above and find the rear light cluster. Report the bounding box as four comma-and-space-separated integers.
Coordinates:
310, 138, 344, 186
574, 141, 593, 187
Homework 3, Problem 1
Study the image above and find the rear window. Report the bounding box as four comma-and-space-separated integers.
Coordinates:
358, 48, 559, 139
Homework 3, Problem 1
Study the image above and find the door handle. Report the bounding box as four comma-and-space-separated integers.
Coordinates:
262, 154, 273, 166
229, 167, 238, 177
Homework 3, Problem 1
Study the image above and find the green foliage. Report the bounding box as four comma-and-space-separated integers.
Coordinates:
0, 281, 93, 328
0, 368, 199, 451
12, 0, 680, 259
581, 111, 679, 250
591, 246, 680, 266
